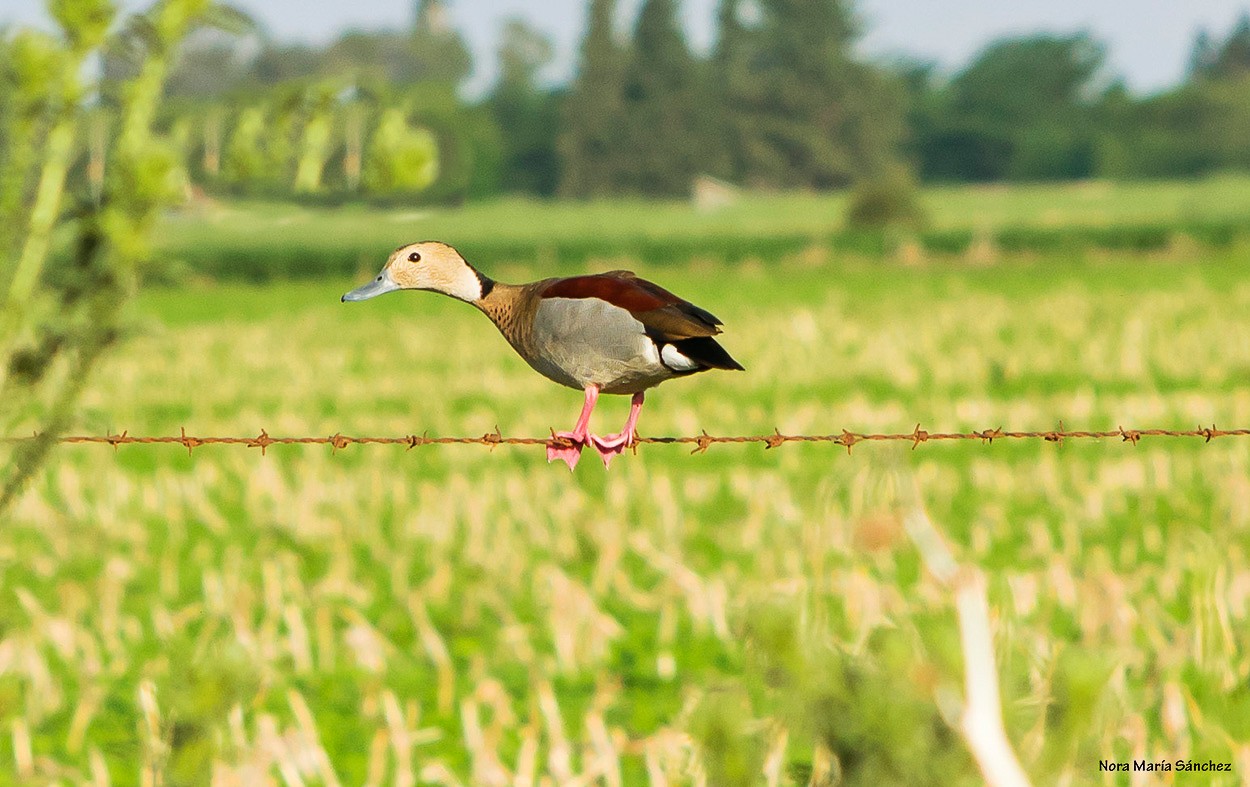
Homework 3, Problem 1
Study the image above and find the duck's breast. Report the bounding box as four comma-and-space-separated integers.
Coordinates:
527, 297, 671, 393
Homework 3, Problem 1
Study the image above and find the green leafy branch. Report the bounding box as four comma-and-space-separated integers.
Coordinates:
0, 0, 235, 513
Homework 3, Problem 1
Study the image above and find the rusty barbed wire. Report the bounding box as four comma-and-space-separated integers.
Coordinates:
1, 423, 1248, 456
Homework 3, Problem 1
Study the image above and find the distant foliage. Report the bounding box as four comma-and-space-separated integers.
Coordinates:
557, 0, 626, 198
129, 0, 464, 200
1097, 16, 1250, 179
1099, 74, 1250, 178
292, 87, 335, 193
906, 16, 1250, 183
845, 172, 926, 230
713, 0, 907, 190
363, 107, 438, 194
486, 18, 561, 196
558, 0, 910, 197
222, 106, 267, 183
616, 0, 706, 197
9, 0, 1249, 211
910, 33, 1105, 182
1190, 12, 1250, 81
191, 86, 445, 198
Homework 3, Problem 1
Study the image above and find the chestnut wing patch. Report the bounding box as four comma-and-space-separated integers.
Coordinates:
541, 272, 722, 340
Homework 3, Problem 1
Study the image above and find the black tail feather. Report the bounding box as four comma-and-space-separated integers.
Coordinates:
671, 336, 744, 372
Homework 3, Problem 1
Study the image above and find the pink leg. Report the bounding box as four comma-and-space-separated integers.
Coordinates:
547, 385, 599, 470
590, 392, 644, 468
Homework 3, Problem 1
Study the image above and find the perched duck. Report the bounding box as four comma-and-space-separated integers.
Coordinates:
343, 241, 743, 469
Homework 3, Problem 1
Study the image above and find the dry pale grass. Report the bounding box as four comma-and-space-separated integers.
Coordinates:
3, 255, 1250, 784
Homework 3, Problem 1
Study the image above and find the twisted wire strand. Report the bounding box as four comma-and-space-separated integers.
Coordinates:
2, 424, 1247, 455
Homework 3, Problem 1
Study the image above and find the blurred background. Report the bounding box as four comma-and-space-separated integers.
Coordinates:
6, 0, 1250, 205
4, 1, 1250, 784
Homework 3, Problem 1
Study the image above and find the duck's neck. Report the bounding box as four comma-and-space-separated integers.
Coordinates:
472, 279, 526, 338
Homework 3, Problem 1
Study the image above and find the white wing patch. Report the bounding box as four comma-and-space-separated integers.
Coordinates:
660, 343, 699, 371
641, 335, 663, 368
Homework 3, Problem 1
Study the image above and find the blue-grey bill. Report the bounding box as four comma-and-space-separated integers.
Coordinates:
342, 274, 399, 302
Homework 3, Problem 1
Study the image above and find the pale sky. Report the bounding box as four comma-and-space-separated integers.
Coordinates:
4, 0, 1249, 95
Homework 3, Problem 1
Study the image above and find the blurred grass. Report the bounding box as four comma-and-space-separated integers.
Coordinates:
4, 197, 1250, 782
145, 175, 1250, 282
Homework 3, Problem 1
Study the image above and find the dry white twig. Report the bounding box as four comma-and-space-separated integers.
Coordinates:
904, 507, 1032, 787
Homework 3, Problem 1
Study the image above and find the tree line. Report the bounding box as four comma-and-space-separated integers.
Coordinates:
6, 0, 1250, 203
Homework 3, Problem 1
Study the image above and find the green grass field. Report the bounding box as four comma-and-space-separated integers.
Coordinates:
5, 182, 1250, 784
152, 175, 1250, 282
171, 174, 1250, 248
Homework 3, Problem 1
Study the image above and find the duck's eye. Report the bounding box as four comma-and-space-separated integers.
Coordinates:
408, 252, 421, 263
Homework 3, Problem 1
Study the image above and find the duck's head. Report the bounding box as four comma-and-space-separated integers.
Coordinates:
342, 241, 489, 304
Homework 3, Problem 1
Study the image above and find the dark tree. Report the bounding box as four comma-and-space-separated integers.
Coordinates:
323, 31, 425, 85
717, 0, 907, 189
558, 0, 626, 197
488, 18, 561, 195
1102, 66, 1250, 178
241, 6, 471, 90
248, 42, 323, 85
1211, 13, 1250, 79
707, 0, 746, 181
1188, 29, 1219, 80
947, 34, 1104, 125
164, 31, 249, 97
410, 0, 472, 87
618, 0, 705, 196
915, 33, 1107, 181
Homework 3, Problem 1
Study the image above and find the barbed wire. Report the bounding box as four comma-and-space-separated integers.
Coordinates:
1, 423, 1248, 456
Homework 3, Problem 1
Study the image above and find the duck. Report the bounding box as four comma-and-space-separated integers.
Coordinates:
342, 241, 743, 469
